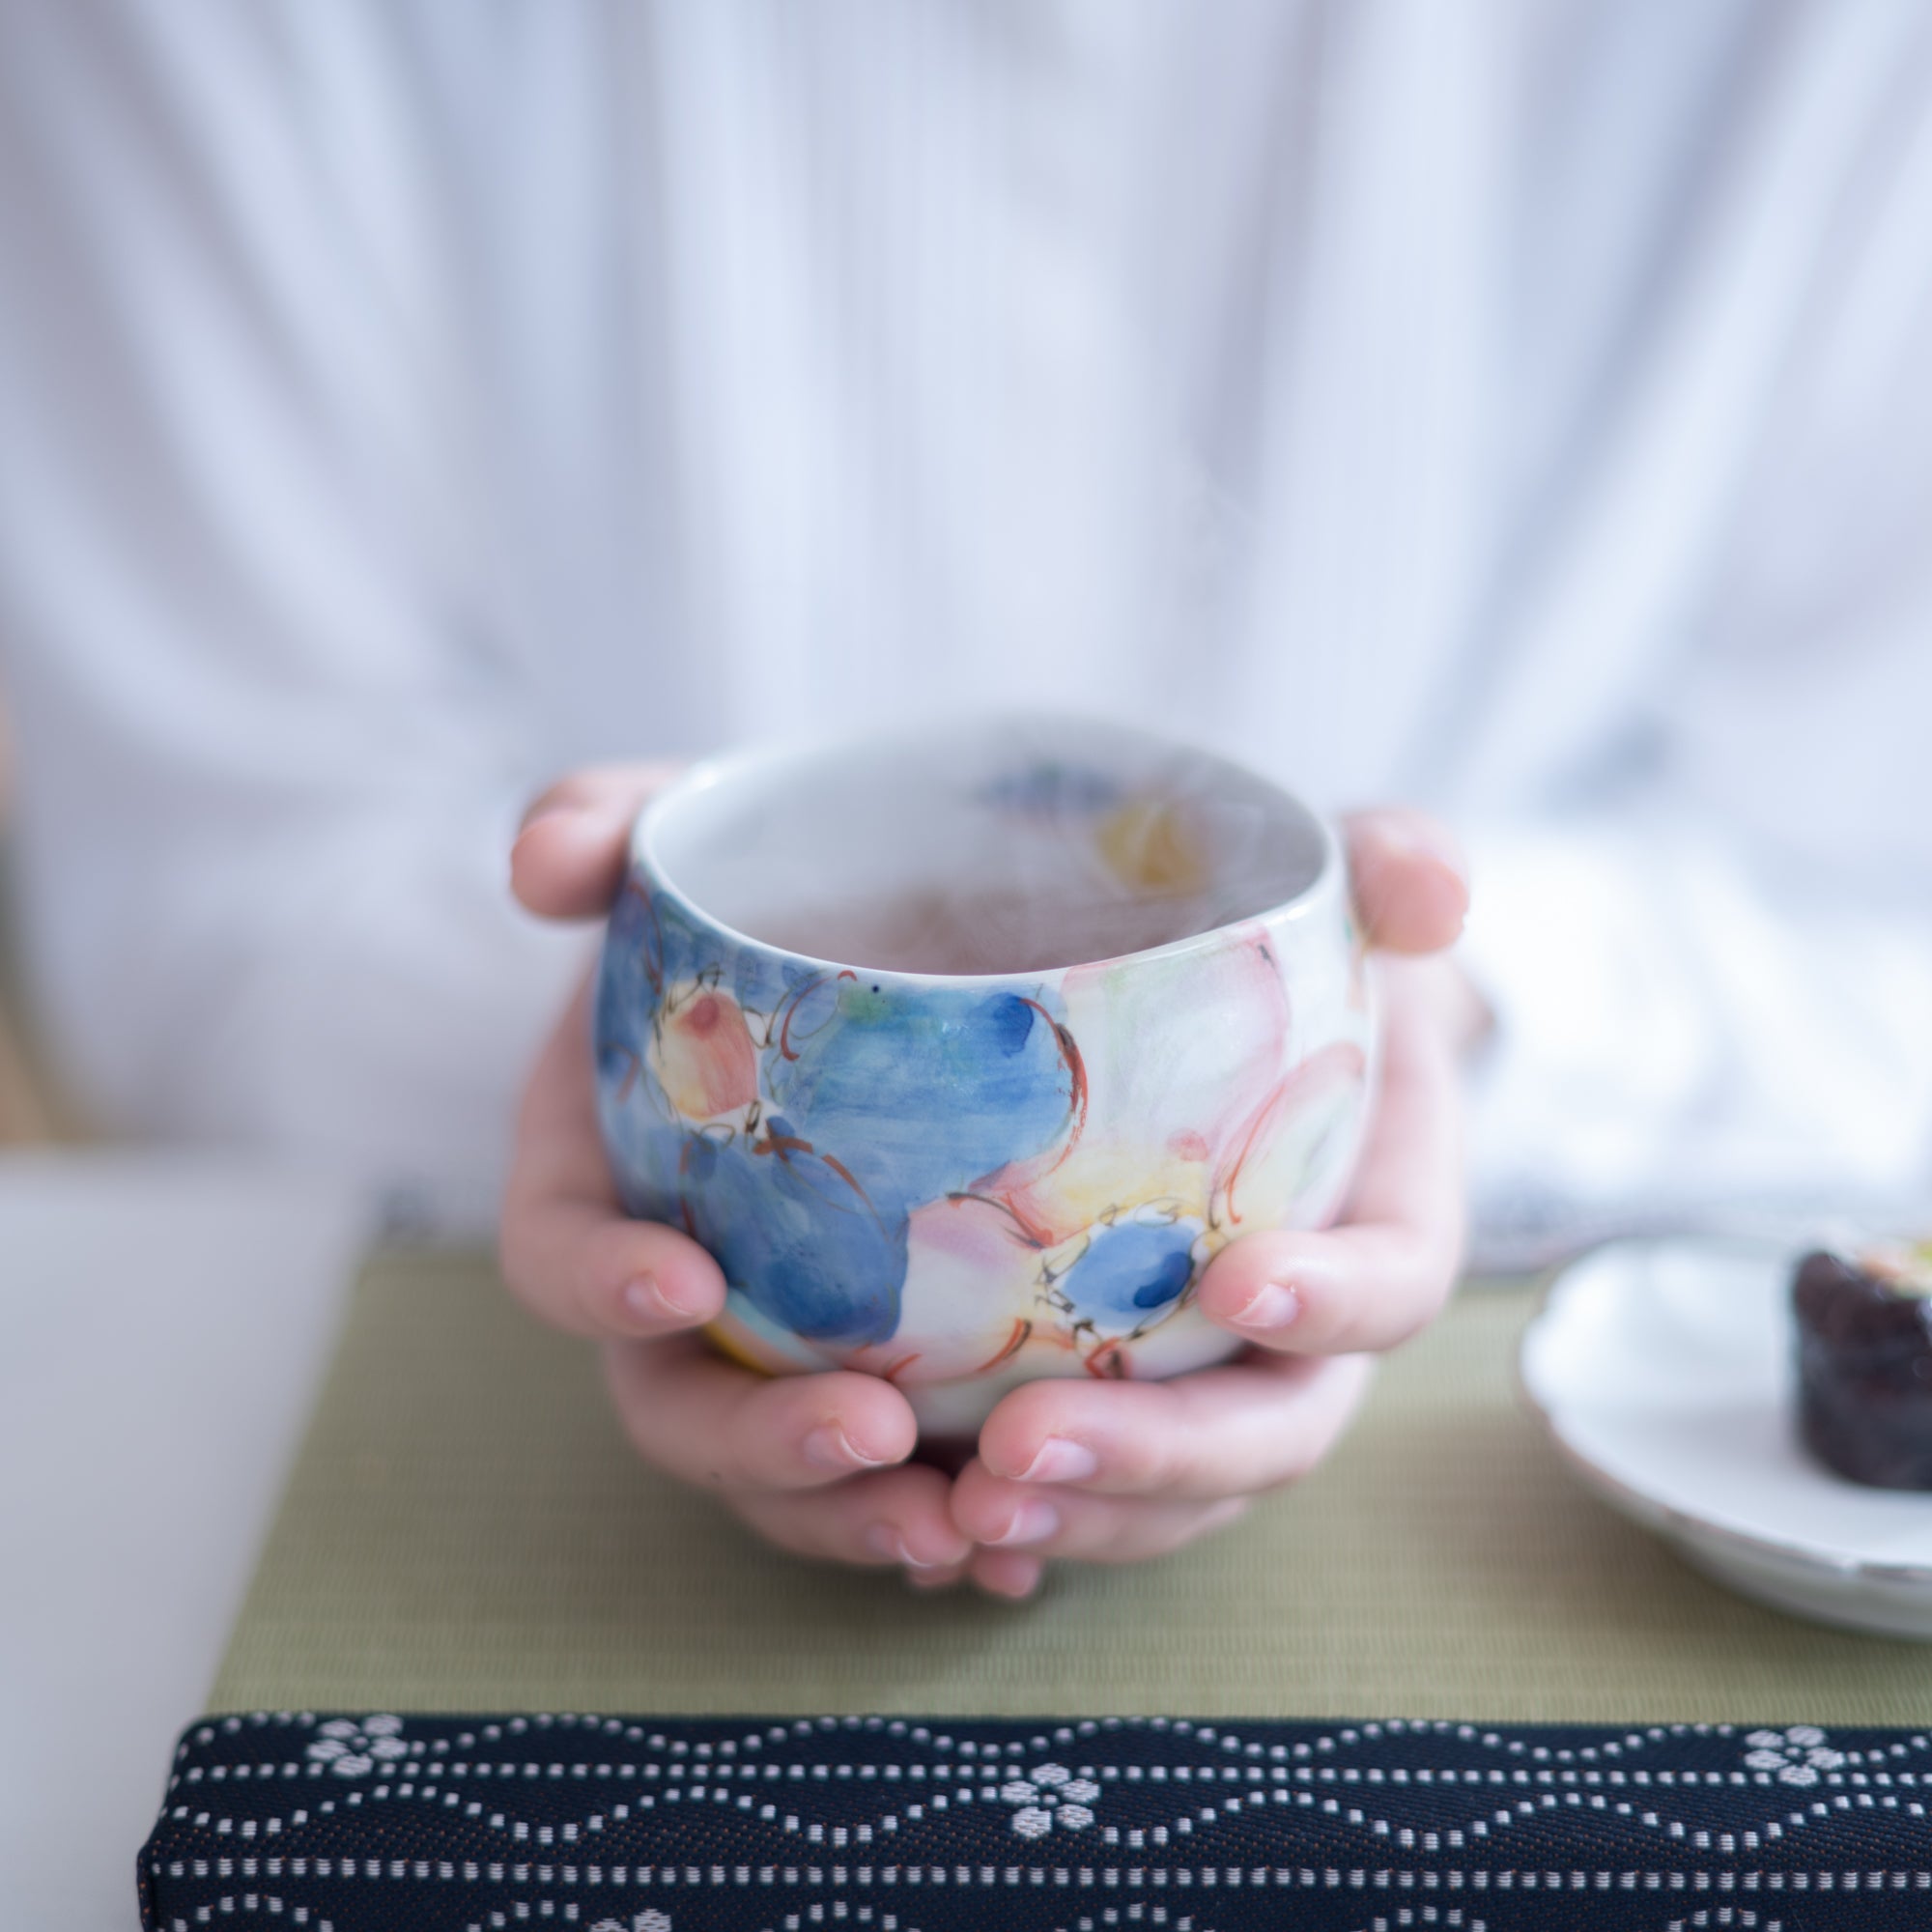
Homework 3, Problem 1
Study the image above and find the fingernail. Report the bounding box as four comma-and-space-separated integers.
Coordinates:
621, 1276, 668, 1325
1016, 1437, 1099, 1484
802, 1425, 885, 1473
516, 796, 570, 835
865, 1523, 943, 1570
976, 1560, 1045, 1603
623, 1272, 710, 1326
520, 793, 623, 836
1233, 1281, 1302, 1330
992, 1500, 1061, 1547
1388, 817, 1466, 875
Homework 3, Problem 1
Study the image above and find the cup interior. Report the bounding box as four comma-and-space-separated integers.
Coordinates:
642, 715, 1330, 978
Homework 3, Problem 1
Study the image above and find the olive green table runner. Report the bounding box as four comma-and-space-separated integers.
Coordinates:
209, 1248, 1932, 1725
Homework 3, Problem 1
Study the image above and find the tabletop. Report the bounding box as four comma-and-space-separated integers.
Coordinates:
211, 1248, 1932, 1728
143, 1242, 1932, 1932
21, 1157, 1932, 1930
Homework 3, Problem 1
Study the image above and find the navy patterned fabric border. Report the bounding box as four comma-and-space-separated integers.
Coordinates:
139, 1713, 1932, 1931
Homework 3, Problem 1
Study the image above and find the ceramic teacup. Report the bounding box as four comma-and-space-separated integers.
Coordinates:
595, 715, 1375, 1434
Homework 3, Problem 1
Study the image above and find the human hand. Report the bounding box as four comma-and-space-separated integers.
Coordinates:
947, 810, 1474, 1599
501, 767, 973, 1580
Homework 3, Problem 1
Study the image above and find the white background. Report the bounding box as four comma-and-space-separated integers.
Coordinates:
0, 1152, 369, 1932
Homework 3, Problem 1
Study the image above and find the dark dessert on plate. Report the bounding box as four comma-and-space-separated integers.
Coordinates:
1794, 1238, 1932, 1489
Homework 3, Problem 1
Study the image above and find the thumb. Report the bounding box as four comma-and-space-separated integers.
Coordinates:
1341, 809, 1468, 954
510, 763, 681, 921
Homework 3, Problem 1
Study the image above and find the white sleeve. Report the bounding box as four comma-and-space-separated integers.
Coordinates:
1461, 807, 1932, 1266
0, 6, 587, 1226
1460, 88, 1932, 1265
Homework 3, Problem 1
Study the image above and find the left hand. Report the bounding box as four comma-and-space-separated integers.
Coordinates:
945, 810, 1476, 1599
505, 767, 975, 1581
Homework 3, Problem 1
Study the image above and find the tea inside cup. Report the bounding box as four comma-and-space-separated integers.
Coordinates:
645, 715, 1329, 977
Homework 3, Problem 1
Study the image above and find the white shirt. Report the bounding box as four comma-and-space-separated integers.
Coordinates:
2, 0, 1929, 1256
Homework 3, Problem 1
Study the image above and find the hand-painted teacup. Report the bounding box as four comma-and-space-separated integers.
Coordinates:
594, 716, 1375, 1435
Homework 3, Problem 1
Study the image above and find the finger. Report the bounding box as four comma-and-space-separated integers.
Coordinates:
604, 1339, 921, 1492
511, 762, 681, 920
971, 1351, 1375, 1501
905, 1558, 974, 1593
725, 1463, 973, 1571
502, 1197, 729, 1339
518, 765, 680, 833
952, 1460, 1254, 1562
499, 977, 729, 1338
968, 1549, 1047, 1600
1342, 809, 1468, 954
1196, 962, 1465, 1354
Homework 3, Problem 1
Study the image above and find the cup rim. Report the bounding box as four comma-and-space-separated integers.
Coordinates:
631, 712, 1345, 987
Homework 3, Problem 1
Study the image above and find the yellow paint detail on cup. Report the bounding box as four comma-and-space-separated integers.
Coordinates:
1094, 798, 1207, 898
705, 1320, 780, 1376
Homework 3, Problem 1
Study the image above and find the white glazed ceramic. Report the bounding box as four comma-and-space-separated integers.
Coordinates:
1519, 1236, 1932, 1640
595, 715, 1376, 1433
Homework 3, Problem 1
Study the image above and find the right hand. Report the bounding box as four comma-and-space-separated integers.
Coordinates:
499, 767, 978, 1586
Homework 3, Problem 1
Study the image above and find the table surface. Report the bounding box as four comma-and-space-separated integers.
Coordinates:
22, 1174, 1932, 1932
213, 1246, 1932, 1727
0, 1151, 371, 1932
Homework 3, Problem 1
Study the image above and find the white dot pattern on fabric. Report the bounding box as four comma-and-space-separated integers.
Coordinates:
1001, 1764, 1104, 1839
140, 1712, 1932, 1930
1740, 1727, 1849, 1787
305, 1713, 411, 1779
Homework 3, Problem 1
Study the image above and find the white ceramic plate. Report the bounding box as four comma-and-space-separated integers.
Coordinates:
1518, 1236, 1932, 1640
